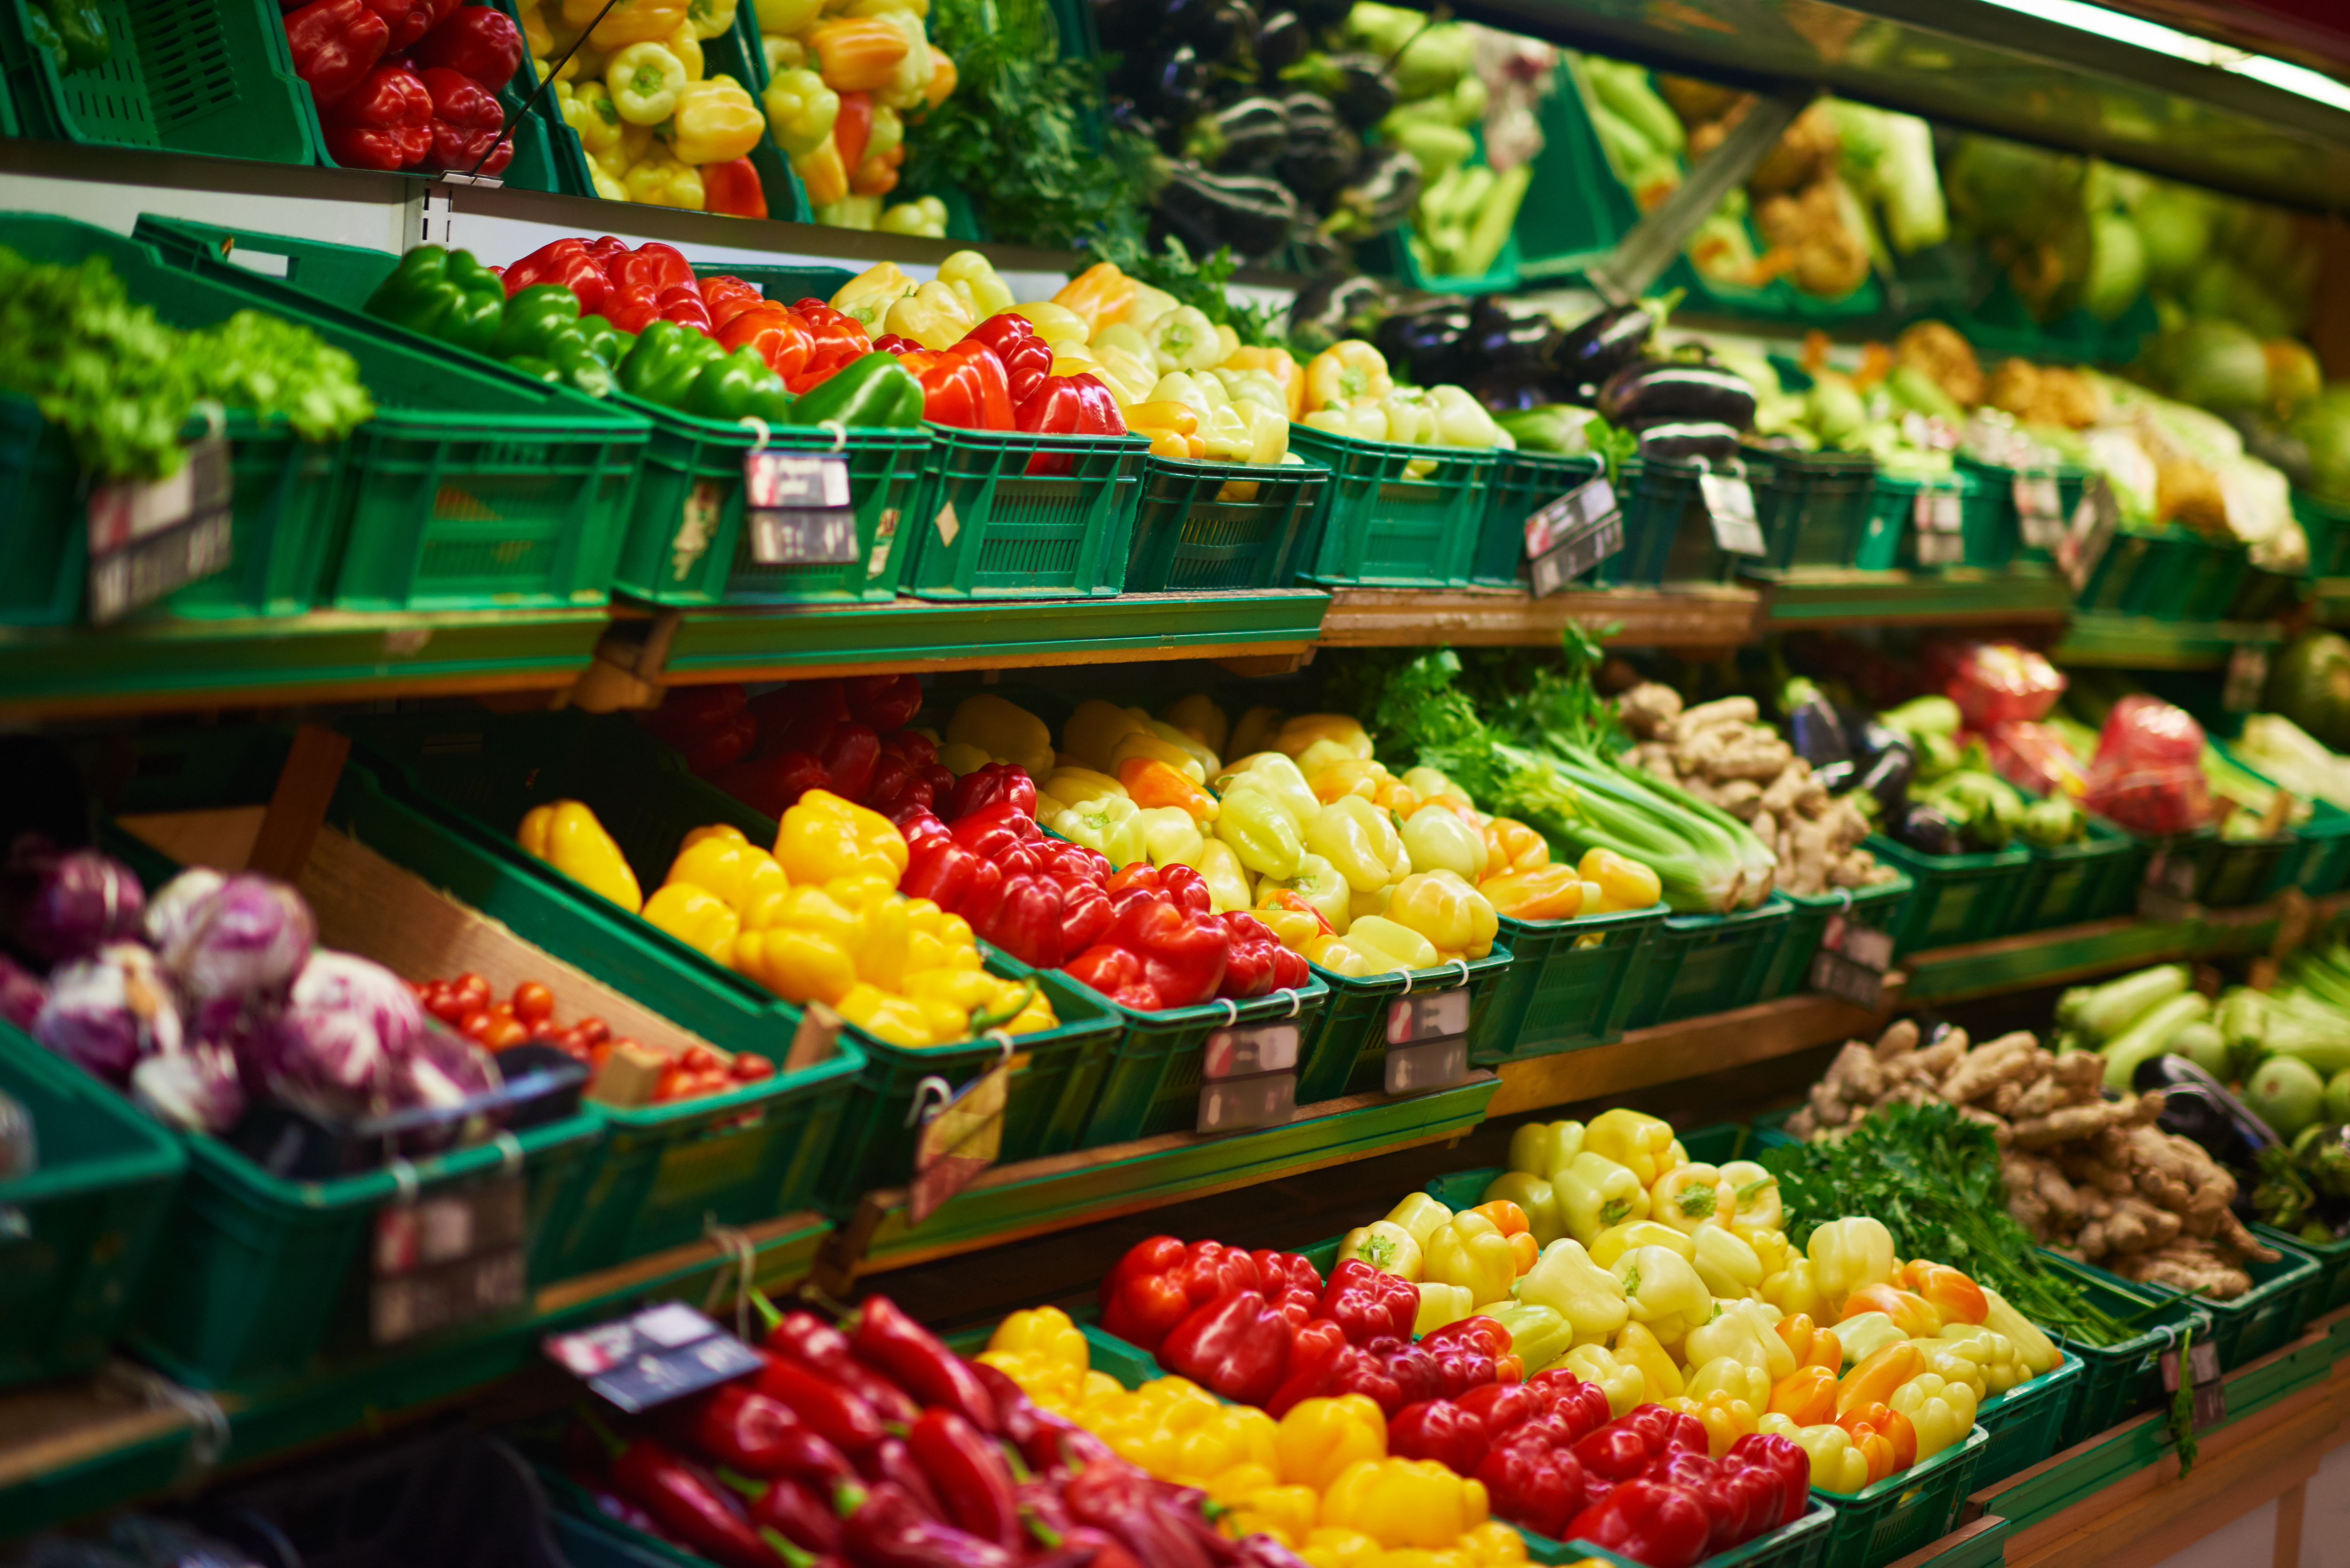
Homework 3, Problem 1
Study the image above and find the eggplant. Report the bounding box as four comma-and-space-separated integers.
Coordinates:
1195, 0, 1259, 63
2135, 1054, 2279, 1172
1782, 678, 1850, 769
1810, 758, 1858, 796
1153, 161, 1301, 261
1598, 360, 1758, 430
1557, 302, 1655, 386
1182, 95, 1289, 172
1853, 739, 1914, 813
1256, 10, 1308, 78
1122, 45, 1204, 123
1468, 363, 1576, 414
1633, 420, 1742, 466
1373, 300, 1472, 384
1287, 270, 1394, 351
1274, 93, 1359, 199
1322, 143, 1421, 239
1468, 296, 1560, 372
1280, 51, 1396, 128
1895, 800, 1961, 857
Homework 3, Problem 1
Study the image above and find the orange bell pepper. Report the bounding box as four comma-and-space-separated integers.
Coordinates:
1775, 1313, 1841, 1372
1840, 1284, 1940, 1338
1118, 756, 1215, 822
1472, 1200, 1529, 1237
1838, 1403, 1916, 1478
808, 16, 910, 93
1509, 1231, 1538, 1273
1768, 1365, 1839, 1426
1479, 866, 1582, 921
1368, 778, 1421, 815
1834, 1342, 1922, 1422
1484, 818, 1550, 875
1898, 1260, 1989, 1326
1053, 262, 1136, 335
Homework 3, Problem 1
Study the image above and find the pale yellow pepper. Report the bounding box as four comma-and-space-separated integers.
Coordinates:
1583, 1108, 1678, 1186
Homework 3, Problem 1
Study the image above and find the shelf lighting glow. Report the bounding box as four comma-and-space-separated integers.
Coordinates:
1972, 0, 2350, 113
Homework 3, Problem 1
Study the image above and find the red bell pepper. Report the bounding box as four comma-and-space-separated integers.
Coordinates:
1328, 1343, 1406, 1415
1107, 861, 1214, 916
1157, 1289, 1292, 1407
411, 2, 521, 88
1576, 1405, 1708, 1483
917, 339, 1015, 430
1724, 1433, 1808, 1534
848, 1295, 1002, 1435
283, 0, 388, 107
833, 89, 874, 173
698, 274, 765, 332
1072, 374, 1127, 435
970, 872, 1065, 968
663, 1381, 856, 1488
603, 281, 660, 334
1457, 1381, 1545, 1443
906, 1409, 1022, 1551
362, 0, 442, 52
789, 299, 875, 393
1644, 1449, 1749, 1552
1389, 1399, 1491, 1476
887, 728, 938, 770
1373, 1337, 1445, 1406
1253, 1248, 1324, 1298
712, 752, 831, 818
819, 722, 881, 804
1098, 1237, 1261, 1353
321, 63, 432, 168
944, 762, 1037, 822
1526, 1369, 1615, 1441
1016, 374, 1091, 476
609, 241, 695, 295
721, 304, 814, 382
1037, 839, 1111, 888
1069, 894, 1225, 1012
419, 64, 509, 173
1220, 910, 1305, 999
1565, 1477, 1713, 1568
1317, 1258, 1416, 1345
843, 673, 923, 732
753, 679, 846, 756
872, 333, 920, 355
701, 158, 768, 219
641, 684, 758, 776
1262, 1317, 1351, 1416
1476, 1438, 1586, 1539
949, 798, 1039, 862
658, 282, 717, 336
503, 236, 609, 314
965, 314, 1052, 406
901, 832, 984, 907
1060, 880, 1114, 956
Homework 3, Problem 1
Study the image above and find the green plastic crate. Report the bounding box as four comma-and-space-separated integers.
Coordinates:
2231, 565, 2303, 623
1764, 874, 1914, 999
1470, 448, 1601, 587
2118, 527, 2249, 622
0, 0, 312, 163
1618, 896, 1794, 1029
2071, 524, 2158, 612
2295, 487, 2350, 577
1293, 949, 1514, 1104
1952, 453, 2084, 568
0, 1026, 185, 1389
1530, 1499, 1835, 1568
818, 967, 1125, 1210
1814, 1425, 1988, 1568
1972, 1352, 2084, 1486
2013, 817, 2137, 931
1480, 902, 1666, 1062
1077, 977, 1333, 1145
1858, 470, 1998, 573
26, 213, 650, 612
1864, 835, 2033, 956
132, 213, 399, 311
102, 721, 870, 1279
2123, 826, 2295, 912
1754, 449, 1879, 571
1908, 1519, 2011, 1568
2074, 1244, 2320, 1372
2044, 1253, 2211, 1448
898, 425, 1148, 600
1356, 226, 1522, 296
1122, 454, 1328, 592
2294, 799, 2350, 897
1288, 422, 1496, 588
1599, 457, 1738, 586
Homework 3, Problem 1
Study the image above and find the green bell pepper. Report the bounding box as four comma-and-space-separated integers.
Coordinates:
618, 320, 726, 410
504, 356, 564, 384
493, 284, 586, 361
790, 350, 924, 428
364, 245, 506, 359
686, 345, 796, 423
576, 314, 632, 369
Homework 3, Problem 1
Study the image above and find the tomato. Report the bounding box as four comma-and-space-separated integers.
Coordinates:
460, 1010, 495, 1042
454, 972, 492, 1013
588, 1037, 617, 1071
425, 984, 469, 1025
513, 980, 556, 1024
653, 1062, 693, 1102
680, 1043, 720, 1073
483, 1018, 530, 1052
575, 1016, 611, 1047
555, 1026, 590, 1057
529, 1017, 565, 1042
731, 1053, 775, 1082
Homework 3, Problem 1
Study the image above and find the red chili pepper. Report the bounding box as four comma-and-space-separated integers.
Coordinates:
418, 64, 509, 173
321, 63, 432, 168
971, 1361, 1116, 1477
758, 1305, 922, 1426
788, 300, 875, 394
504, 237, 609, 314
282, 0, 389, 107
1724, 1433, 1809, 1534
411, 2, 521, 88
601, 1429, 781, 1568
906, 1410, 1022, 1550
755, 1353, 888, 1455
1564, 1476, 1713, 1568
834, 1482, 1018, 1568
854, 1435, 948, 1523
666, 1383, 856, 1487
712, 751, 832, 819
916, 340, 1015, 430
843, 673, 923, 732
701, 158, 768, 219
1316, 1258, 1417, 1345
1389, 1399, 1492, 1475
847, 1295, 1001, 1435
943, 762, 1036, 822
1157, 1289, 1291, 1407
1475, 1439, 1586, 1540
1062, 1458, 1222, 1568
721, 1470, 846, 1556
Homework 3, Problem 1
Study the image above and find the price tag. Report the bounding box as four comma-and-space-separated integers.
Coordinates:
2138, 850, 2199, 922
2014, 472, 2067, 548
86, 432, 233, 624
1524, 476, 1616, 557
2060, 478, 2119, 591
744, 450, 857, 565
1204, 1022, 1300, 1078
1389, 987, 1470, 1042
544, 1303, 766, 1414
907, 1051, 1011, 1225
750, 509, 859, 564
1529, 511, 1623, 595
1699, 472, 1765, 556
371, 1166, 526, 1345
1808, 909, 1893, 1011
2160, 1336, 2226, 1429
1909, 483, 1965, 567
1382, 984, 1473, 1096
1198, 1072, 1297, 1132
2224, 643, 2270, 712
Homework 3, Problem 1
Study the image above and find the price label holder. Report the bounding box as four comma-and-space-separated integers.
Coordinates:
1699, 469, 1765, 557
1525, 476, 1624, 596
2224, 642, 2270, 712
743, 419, 858, 565
2014, 471, 2067, 549
370, 1138, 527, 1346
1198, 991, 1306, 1134
1383, 966, 1474, 1097
544, 1301, 765, 1414
2160, 1332, 2226, 1429
2138, 848, 2199, 923
1910, 482, 1966, 567
905, 1035, 1014, 1225
2059, 477, 2119, 591
86, 422, 233, 624
1806, 893, 1893, 1011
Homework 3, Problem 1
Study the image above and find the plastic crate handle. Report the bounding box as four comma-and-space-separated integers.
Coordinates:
1407, 960, 1471, 993
902, 1033, 1015, 1127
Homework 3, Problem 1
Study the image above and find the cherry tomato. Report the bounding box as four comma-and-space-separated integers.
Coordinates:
555, 1026, 590, 1057
455, 972, 492, 1013
575, 1016, 611, 1047
653, 1063, 693, 1102
426, 985, 469, 1026
461, 1011, 496, 1042
513, 981, 556, 1024
529, 1018, 565, 1042
731, 1054, 775, 1082
588, 1038, 617, 1071
680, 1044, 719, 1073
483, 1018, 531, 1052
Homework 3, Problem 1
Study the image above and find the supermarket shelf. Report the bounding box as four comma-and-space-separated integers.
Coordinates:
1753, 567, 2076, 629
0, 609, 613, 720
0, 1212, 830, 1539
1902, 890, 2346, 1004
824, 1078, 1504, 1280
1487, 988, 1902, 1118
1315, 585, 1761, 648
2054, 613, 2287, 669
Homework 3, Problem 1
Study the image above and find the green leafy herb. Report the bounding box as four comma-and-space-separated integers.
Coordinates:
2169, 1324, 2198, 1476
1099, 234, 1286, 347
1759, 1100, 2137, 1347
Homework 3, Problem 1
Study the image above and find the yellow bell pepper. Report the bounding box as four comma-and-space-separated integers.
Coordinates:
1611, 1320, 1684, 1401
1303, 934, 1372, 977
1399, 804, 1488, 882
1719, 1161, 1783, 1233
1517, 1239, 1629, 1345
1050, 796, 1150, 870
1588, 1221, 1694, 1269
1933, 1323, 2023, 1395
1739, 1225, 1793, 1281
884, 278, 978, 350
1759, 1258, 1825, 1320
1296, 1529, 1382, 1568
1889, 1373, 1975, 1462
1413, 1282, 1476, 1336
1319, 1459, 1487, 1550
1275, 1395, 1386, 1492
518, 799, 642, 912
1217, 783, 1308, 880
1663, 1390, 1761, 1458
1557, 1151, 1649, 1242
1167, 1399, 1281, 1499
1757, 1416, 1870, 1493
1649, 1163, 1734, 1234
561, 77, 624, 156
670, 75, 761, 163
1482, 1302, 1574, 1376
1337, 1220, 1422, 1280
934, 255, 1013, 323
1385, 871, 1497, 960
1981, 1287, 2063, 1377
1583, 1109, 1677, 1187
1834, 1313, 1907, 1366
1691, 1225, 1764, 1299
941, 694, 1054, 778
1339, 916, 1441, 975
1508, 1120, 1585, 1179
1258, 853, 1351, 935
770, 791, 904, 889
1909, 1339, 1989, 1404
987, 1305, 1085, 1365
734, 923, 857, 1005
625, 153, 705, 209
607, 39, 688, 122
1559, 1344, 1644, 1416
1383, 1193, 1452, 1250
567, 0, 688, 48
1687, 1355, 1770, 1413
1424, 1211, 1516, 1308
830, 260, 921, 334
1302, 341, 1393, 412
1230, 1486, 1320, 1548
1684, 1299, 1796, 1381
1808, 1217, 1897, 1304
1611, 1245, 1709, 1346
1479, 1172, 1562, 1247
665, 828, 787, 913
761, 65, 839, 155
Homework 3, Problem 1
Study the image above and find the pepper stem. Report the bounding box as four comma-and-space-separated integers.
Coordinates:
760, 1528, 815, 1568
